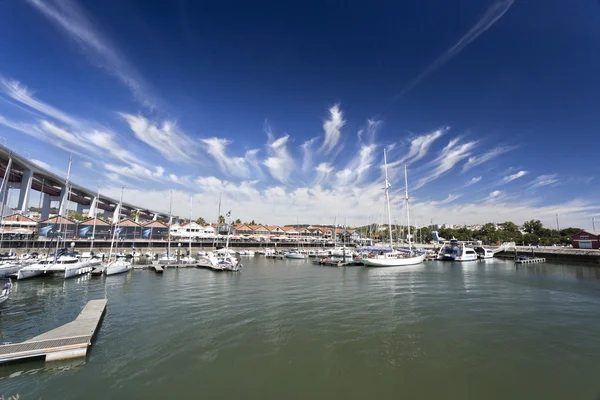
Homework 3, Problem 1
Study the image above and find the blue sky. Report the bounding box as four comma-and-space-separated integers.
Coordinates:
0, 0, 598, 227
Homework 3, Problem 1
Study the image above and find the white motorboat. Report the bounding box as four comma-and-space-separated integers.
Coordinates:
237, 250, 255, 256
0, 279, 12, 306
437, 239, 478, 261
475, 247, 494, 259
363, 152, 424, 268
197, 252, 241, 271
104, 259, 132, 276
80, 252, 102, 267
180, 255, 196, 264
286, 250, 306, 259
17, 258, 51, 280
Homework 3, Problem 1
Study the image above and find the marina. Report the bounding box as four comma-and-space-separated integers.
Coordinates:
2, 258, 600, 399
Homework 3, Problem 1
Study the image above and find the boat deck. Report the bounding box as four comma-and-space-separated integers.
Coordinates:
0, 299, 107, 363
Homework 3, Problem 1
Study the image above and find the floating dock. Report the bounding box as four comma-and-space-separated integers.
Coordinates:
0, 299, 107, 363
515, 258, 546, 264
153, 265, 164, 273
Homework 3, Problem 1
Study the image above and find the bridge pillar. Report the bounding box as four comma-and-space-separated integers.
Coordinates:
17, 168, 34, 215
41, 193, 51, 220
103, 209, 110, 219
76, 203, 84, 214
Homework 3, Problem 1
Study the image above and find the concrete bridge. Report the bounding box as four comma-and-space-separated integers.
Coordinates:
0, 144, 167, 221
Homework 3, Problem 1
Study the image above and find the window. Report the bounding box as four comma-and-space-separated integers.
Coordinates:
580, 235, 589, 239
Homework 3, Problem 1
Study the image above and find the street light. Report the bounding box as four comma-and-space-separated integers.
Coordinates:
555, 213, 560, 232
593, 217, 596, 231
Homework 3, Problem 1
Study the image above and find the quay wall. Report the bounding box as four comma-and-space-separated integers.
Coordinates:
495, 246, 600, 264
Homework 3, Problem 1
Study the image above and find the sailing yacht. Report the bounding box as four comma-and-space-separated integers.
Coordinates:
103, 187, 132, 276
158, 190, 177, 265
363, 151, 425, 267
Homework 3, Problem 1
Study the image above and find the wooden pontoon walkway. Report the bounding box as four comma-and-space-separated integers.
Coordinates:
0, 299, 107, 363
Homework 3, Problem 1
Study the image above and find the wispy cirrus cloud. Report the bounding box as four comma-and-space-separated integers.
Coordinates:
394, 127, 448, 166
462, 145, 516, 172
200, 137, 253, 178
413, 138, 478, 189
394, 0, 515, 100
26, 0, 155, 107
301, 137, 318, 173
500, 170, 528, 185
0, 79, 80, 126
319, 104, 345, 154
264, 134, 295, 183
527, 174, 559, 189
120, 114, 198, 163
464, 176, 482, 187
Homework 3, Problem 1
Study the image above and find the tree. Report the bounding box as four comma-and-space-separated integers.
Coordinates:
523, 220, 543, 234
196, 217, 206, 226
235, 218, 242, 224
502, 221, 519, 232
218, 215, 225, 224
250, 220, 256, 225
130, 209, 140, 222
67, 210, 85, 222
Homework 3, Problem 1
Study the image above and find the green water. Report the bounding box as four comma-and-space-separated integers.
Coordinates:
2, 258, 600, 399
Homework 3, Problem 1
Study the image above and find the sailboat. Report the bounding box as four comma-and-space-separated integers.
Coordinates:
104, 187, 132, 276
363, 150, 425, 267
286, 219, 306, 259
81, 188, 102, 267
158, 190, 177, 265
181, 196, 196, 264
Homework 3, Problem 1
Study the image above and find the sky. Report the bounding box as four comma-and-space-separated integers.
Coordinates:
0, 0, 599, 228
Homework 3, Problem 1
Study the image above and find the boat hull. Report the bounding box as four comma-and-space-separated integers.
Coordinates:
363, 254, 426, 267
286, 254, 306, 259
17, 266, 47, 280
105, 261, 132, 276
0, 264, 22, 278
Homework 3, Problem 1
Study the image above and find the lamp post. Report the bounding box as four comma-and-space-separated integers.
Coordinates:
555, 213, 560, 232
593, 217, 596, 231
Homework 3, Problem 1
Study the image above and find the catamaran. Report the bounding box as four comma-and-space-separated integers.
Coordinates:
103, 187, 132, 276
363, 150, 425, 267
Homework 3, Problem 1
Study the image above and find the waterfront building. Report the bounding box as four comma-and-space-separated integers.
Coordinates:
116, 219, 142, 240
38, 216, 78, 239
0, 213, 37, 239
571, 230, 600, 249
78, 217, 111, 240
141, 220, 169, 240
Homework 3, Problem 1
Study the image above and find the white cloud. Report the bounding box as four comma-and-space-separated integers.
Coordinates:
82, 161, 93, 169
428, 193, 463, 206
104, 163, 166, 182
395, 127, 447, 166
26, 0, 155, 107
343, 143, 378, 185
30, 159, 52, 171
487, 190, 503, 199
121, 114, 197, 163
465, 176, 482, 187
394, 0, 515, 100
200, 137, 252, 178
0, 79, 80, 126
319, 104, 345, 154
501, 170, 528, 184
462, 145, 516, 172
301, 137, 318, 173
263, 134, 295, 183
528, 174, 558, 189
413, 138, 478, 189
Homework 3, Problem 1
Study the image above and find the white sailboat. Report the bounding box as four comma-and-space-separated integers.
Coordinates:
363, 151, 425, 267
104, 187, 132, 276
81, 188, 102, 267
286, 218, 306, 259
158, 190, 177, 265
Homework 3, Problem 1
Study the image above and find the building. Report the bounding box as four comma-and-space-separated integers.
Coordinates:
38, 216, 78, 239
571, 230, 600, 249
78, 217, 111, 240
116, 219, 142, 240
142, 221, 169, 240
0, 213, 37, 239
171, 222, 216, 239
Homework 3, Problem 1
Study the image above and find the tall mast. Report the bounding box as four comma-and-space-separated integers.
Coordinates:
108, 186, 124, 261
189, 195, 193, 256
90, 187, 99, 252
54, 157, 72, 264
168, 190, 173, 256
404, 164, 412, 253
384, 149, 394, 251
0, 155, 13, 251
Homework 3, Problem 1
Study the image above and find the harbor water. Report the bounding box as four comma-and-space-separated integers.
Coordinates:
2, 258, 600, 399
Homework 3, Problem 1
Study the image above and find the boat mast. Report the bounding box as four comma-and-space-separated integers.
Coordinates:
384, 149, 394, 251
90, 187, 99, 253
54, 157, 72, 264
108, 186, 124, 262
189, 195, 193, 257
168, 190, 173, 257
404, 164, 412, 253
0, 155, 13, 251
